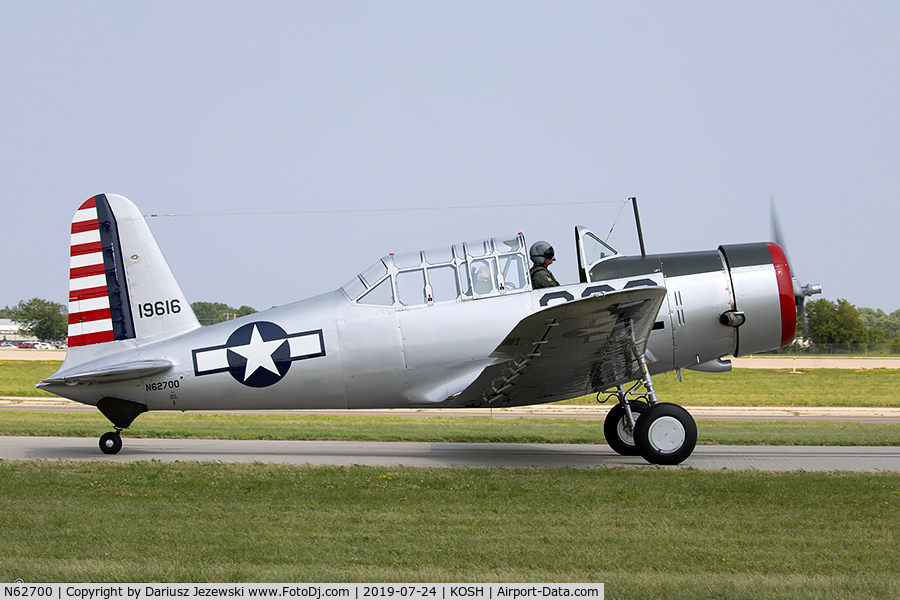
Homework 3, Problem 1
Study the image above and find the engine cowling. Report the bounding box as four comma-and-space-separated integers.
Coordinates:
586, 241, 797, 374
719, 242, 796, 356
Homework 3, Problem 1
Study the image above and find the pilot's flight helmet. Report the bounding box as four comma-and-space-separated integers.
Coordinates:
529, 241, 555, 266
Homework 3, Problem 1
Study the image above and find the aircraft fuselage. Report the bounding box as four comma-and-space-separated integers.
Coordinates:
46, 243, 789, 413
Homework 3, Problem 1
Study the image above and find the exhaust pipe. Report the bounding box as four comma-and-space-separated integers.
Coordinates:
719, 311, 746, 328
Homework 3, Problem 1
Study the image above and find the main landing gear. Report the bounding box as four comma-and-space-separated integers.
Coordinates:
602, 365, 697, 465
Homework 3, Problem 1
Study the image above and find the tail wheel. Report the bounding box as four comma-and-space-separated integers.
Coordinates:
633, 403, 697, 465
603, 401, 649, 456
99, 432, 123, 455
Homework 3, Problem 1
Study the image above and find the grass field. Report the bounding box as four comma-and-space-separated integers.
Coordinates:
2, 411, 900, 446
566, 366, 900, 407
3, 360, 900, 406
3, 362, 900, 596
1, 461, 898, 599
0, 360, 64, 397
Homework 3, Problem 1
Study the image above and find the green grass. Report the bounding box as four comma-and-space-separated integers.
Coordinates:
0, 461, 898, 599
5, 360, 899, 405
565, 366, 900, 407
4, 360, 900, 597
0, 360, 62, 397
1, 411, 900, 446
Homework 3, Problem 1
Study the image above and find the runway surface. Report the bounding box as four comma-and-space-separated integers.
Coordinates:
3, 396, 900, 422
1, 436, 897, 471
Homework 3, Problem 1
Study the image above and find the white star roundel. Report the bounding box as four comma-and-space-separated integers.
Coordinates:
192, 321, 326, 388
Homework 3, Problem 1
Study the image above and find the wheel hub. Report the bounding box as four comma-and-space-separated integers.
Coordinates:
647, 416, 686, 453
616, 415, 639, 445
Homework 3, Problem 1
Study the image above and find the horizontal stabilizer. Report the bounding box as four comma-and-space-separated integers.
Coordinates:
37, 359, 175, 386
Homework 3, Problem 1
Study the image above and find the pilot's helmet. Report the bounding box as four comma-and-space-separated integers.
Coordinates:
529, 241, 555, 266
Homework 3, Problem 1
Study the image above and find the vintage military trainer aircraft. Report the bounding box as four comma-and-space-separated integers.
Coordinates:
39, 194, 820, 464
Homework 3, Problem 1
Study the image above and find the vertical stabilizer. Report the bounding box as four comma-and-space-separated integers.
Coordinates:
66, 194, 200, 363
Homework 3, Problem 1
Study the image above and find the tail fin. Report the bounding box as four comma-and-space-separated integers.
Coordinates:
67, 194, 200, 359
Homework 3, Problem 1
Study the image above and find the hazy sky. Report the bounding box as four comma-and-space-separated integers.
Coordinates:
3, 2, 898, 312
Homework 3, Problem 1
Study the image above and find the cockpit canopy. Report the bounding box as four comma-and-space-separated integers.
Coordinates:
342, 234, 530, 307
342, 227, 624, 308
575, 226, 621, 283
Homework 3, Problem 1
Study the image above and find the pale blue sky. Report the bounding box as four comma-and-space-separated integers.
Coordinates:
2, 1, 898, 311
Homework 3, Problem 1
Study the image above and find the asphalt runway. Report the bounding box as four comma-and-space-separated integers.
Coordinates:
3, 397, 900, 422
1, 436, 898, 471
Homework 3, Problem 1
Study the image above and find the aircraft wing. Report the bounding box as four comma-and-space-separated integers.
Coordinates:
37, 359, 175, 386
446, 287, 667, 407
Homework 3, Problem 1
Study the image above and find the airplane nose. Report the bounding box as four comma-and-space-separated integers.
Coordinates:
719, 242, 796, 354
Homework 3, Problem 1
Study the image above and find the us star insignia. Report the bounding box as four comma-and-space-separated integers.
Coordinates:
192, 321, 325, 388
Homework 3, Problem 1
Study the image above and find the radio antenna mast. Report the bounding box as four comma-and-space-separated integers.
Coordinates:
631, 197, 646, 257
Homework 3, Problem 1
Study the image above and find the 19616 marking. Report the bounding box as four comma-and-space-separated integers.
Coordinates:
138, 299, 181, 319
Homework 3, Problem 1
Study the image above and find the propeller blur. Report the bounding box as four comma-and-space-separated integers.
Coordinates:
771, 201, 823, 339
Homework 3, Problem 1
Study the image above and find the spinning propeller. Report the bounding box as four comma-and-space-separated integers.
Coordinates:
771, 201, 823, 339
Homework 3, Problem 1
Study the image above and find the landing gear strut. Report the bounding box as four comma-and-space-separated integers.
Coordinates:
603, 356, 697, 465
603, 387, 649, 456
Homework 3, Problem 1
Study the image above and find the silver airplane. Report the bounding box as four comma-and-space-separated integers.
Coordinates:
39, 194, 820, 464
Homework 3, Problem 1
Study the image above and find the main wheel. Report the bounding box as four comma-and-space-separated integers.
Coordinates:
603, 401, 650, 456
99, 432, 123, 455
633, 403, 697, 465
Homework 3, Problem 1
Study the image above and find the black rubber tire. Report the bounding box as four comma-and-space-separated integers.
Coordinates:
633, 403, 697, 465
603, 401, 650, 456
99, 432, 123, 455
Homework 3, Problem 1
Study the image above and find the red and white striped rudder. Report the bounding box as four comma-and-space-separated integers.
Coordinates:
65, 194, 200, 361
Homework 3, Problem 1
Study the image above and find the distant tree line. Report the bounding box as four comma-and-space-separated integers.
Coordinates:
1, 298, 68, 342
1, 299, 257, 341
806, 298, 900, 346
191, 302, 257, 325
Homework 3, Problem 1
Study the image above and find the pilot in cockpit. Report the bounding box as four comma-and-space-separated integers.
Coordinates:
473, 263, 494, 294
529, 241, 560, 289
